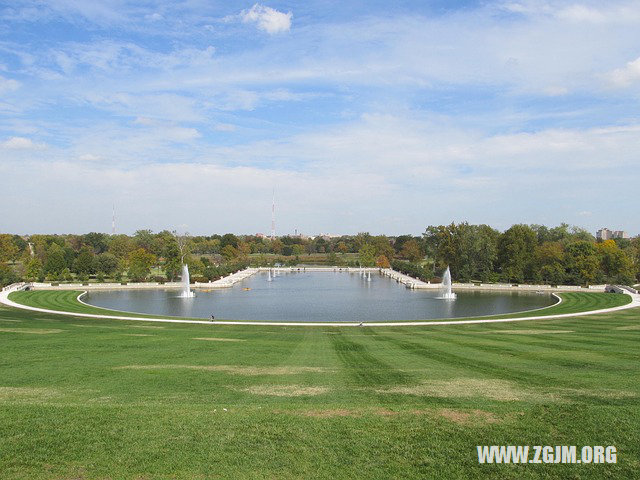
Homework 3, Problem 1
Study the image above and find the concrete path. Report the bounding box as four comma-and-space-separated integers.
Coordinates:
1, 283, 639, 328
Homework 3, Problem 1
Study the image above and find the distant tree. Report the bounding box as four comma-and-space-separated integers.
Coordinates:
0, 263, 17, 287
497, 224, 537, 283
400, 239, 423, 262
133, 230, 155, 252
61, 267, 73, 282
358, 244, 376, 267
96, 253, 119, 276
0, 234, 19, 263
44, 243, 67, 276
534, 242, 565, 284
221, 245, 239, 260
565, 241, 600, 285
631, 237, 640, 282
270, 239, 284, 255
73, 246, 96, 275
596, 240, 635, 284
82, 232, 108, 253
237, 241, 251, 258
127, 248, 156, 281
376, 255, 390, 268
25, 258, 43, 282
220, 233, 239, 249
108, 234, 135, 259
336, 241, 348, 254
163, 239, 181, 281
393, 235, 414, 254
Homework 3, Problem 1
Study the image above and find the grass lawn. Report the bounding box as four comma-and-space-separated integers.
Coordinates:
0, 296, 639, 479
7, 290, 632, 322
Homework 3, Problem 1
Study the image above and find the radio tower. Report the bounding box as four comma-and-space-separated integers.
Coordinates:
271, 189, 276, 240
111, 204, 116, 235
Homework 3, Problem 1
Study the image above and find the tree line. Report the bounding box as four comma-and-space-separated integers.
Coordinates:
0, 223, 638, 287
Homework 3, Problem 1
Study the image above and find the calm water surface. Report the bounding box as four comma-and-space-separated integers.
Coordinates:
85, 271, 556, 322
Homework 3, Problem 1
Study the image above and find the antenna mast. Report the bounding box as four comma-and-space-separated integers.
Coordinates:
112, 204, 116, 235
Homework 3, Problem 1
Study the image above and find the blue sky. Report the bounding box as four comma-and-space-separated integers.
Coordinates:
1, 0, 639, 236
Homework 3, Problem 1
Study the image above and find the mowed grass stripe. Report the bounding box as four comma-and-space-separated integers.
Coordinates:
1, 302, 640, 478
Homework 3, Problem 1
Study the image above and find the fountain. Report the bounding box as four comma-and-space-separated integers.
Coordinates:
367, 271, 371, 282
267, 269, 273, 282
440, 266, 457, 300
179, 263, 195, 298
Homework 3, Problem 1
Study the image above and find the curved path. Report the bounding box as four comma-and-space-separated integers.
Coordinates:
1, 284, 639, 327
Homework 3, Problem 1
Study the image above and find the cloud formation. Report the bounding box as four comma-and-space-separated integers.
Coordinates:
0, 1, 639, 235
0, 136, 43, 149
240, 4, 292, 34
608, 57, 640, 87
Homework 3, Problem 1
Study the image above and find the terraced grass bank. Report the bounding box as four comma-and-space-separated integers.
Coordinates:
0, 301, 639, 479
5, 290, 634, 325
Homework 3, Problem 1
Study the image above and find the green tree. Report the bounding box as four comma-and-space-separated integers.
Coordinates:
221, 233, 239, 249
25, 258, 43, 282
44, 243, 67, 276
127, 249, 156, 282
400, 239, 422, 262
596, 240, 635, 284
565, 241, 600, 285
221, 245, 239, 260
0, 234, 19, 263
534, 242, 566, 284
96, 253, 119, 276
82, 232, 108, 253
108, 234, 135, 259
498, 224, 537, 283
73, 246, 96, 275
358, 244, 376, 267
0, 263, 17, 287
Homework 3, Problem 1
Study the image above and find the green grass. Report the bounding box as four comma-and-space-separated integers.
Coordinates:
0, 300, 639, 479
8, 290, 197, 320
7, 290, 632, 323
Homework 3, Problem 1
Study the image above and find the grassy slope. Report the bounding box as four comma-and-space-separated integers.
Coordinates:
8, 290, 633, 322
0, 303, 639, 479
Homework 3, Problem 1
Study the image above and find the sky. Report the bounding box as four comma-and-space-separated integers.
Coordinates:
1, 0, 639, 236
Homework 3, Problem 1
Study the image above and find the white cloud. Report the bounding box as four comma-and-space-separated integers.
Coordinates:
241, 4, 292, 34
214, 123, 237, 132
77, 153, 102, 162
0, 136, 44, 149
0, 75, 20, 94
608, 57, 640, 87
542, 86, 569, 96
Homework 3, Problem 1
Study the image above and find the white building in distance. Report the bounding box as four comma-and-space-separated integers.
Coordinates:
597, 228, 629, 240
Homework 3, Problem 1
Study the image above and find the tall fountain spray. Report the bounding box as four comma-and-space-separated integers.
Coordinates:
179, 263, 195, 298
440, 266, 457, 300
267, 269, 273, 282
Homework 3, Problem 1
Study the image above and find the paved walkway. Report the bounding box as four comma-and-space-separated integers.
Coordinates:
1, 283, 638, 328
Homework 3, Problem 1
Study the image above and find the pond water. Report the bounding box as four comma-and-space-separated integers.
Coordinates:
84, 271, 556, 322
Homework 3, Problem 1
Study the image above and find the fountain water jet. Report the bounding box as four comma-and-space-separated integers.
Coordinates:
440, 266, 457, 300
179, 263, 195, 298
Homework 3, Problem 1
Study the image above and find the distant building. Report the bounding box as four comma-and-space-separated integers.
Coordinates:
597, 228, 629, 240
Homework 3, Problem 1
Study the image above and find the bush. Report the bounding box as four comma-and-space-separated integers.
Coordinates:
391, 260, 430, 282
0, 263, 18, 287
